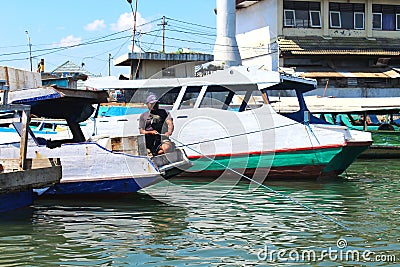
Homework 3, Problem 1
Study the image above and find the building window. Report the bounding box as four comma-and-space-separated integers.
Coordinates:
284, 10, 295, 27
373, 13, 382, 30
283, 1, 321, 28
354, 12, 365, 29
372, 4, 400, 31
310, 11, 322, 27
329, 2, 365, 30
330, 11, 341, 28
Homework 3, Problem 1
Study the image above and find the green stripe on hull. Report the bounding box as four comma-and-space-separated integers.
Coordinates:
189, 147, 343, 172
322, 144, 369, 174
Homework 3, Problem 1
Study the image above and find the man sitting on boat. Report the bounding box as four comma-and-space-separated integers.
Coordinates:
139, 94, 174, 156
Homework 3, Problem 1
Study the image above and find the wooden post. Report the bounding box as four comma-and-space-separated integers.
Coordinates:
363, 111, 368, 131
261, 91, 269, 104
0, 81, 9, 105
19, 109, 30, 170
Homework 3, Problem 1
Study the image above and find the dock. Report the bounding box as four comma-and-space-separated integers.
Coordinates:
0, 79, 61, 212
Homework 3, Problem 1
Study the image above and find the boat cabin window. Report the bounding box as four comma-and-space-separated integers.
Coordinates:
200, 86, 232, 110
266, 89, 301, 113
157, 87, 180, 110
199, 85, 263, 111
178, 86, 202, 110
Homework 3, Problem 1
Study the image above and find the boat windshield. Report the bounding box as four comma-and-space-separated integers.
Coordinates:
178, 86, 202, 110
198, 85, 263, 111
125, 85, 264, 112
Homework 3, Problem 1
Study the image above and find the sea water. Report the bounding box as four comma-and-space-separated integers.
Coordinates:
0, 159, 398, 266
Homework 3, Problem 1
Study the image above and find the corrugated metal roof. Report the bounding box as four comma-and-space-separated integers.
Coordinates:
291, 50, 400, 56
52, 61, 93, 76
279, 37, 400, 55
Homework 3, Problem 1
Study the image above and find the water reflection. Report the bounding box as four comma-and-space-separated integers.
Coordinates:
0, 159, 398, 266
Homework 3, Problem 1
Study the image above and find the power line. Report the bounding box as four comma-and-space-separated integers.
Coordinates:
165, 17, 216, 30
0, 16, 277, 67
166, 28, 216, 38
141, 31, 278, 52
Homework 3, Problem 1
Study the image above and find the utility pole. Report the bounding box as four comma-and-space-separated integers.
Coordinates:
25, 31, 33, 72
127, 0, 138, 79
159, 16, 168, 53
108, 54, 112, 76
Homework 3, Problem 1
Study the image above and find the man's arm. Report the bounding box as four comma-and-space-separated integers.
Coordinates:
140, 128, 158, 135
164, 119, 174, 137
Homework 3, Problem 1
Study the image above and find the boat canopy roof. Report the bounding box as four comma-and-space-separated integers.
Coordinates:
9, 86, 109, 122
85, 66, 317, 93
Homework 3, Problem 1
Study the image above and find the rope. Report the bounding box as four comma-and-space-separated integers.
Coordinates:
304, 122, 322, 165
165, 134, 351, 232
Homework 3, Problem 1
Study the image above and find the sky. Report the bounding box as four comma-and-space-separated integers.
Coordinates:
0, 0, 217, 76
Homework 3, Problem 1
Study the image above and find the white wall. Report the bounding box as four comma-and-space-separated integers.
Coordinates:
236, 0, 279, 70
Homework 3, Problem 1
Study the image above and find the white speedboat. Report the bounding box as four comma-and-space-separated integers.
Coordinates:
85, 66, 372, 179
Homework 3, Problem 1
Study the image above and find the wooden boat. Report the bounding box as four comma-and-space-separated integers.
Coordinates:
0, 102, 61, 212
269, 96, 400, 158
84, 66, 372, 179
0, 86, 192, 196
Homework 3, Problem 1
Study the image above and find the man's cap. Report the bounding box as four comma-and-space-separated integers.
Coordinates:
146, 94, 158, 104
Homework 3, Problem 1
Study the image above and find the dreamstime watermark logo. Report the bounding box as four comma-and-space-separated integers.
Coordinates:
257, 238, 397, 263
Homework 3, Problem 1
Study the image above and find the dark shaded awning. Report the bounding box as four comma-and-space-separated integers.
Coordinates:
266, 74, 317, 93
10, 86, 109, 122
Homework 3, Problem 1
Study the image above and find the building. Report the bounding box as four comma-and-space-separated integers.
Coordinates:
41, 61, 98, 90
235, 0, 400, 97
114, 51, 214, 80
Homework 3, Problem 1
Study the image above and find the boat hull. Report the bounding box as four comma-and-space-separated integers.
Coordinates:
43, 176, 162, 196
360, 145, 400, 158
359, 131, 400, 158
184, 142, 370, 179
0, 142, 165, 196
0, 190, 34, 213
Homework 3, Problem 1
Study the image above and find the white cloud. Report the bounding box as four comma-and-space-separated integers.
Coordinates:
110, 12, 150, 32
54, 35, 82, 48
84, 19, 106, 31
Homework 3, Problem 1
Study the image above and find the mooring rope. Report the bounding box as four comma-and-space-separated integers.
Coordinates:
165, 134, 351, 232
304, 122, 323, 165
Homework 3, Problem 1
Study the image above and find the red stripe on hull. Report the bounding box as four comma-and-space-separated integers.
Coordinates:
178, 164, 327, 180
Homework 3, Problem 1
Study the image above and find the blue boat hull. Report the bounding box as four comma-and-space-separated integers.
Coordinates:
43, 177, 160, 196
0, 191, 34, 213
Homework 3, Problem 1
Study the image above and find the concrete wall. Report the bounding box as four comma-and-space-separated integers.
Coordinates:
236, 0, 279, 70
139, 61, 196, 79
